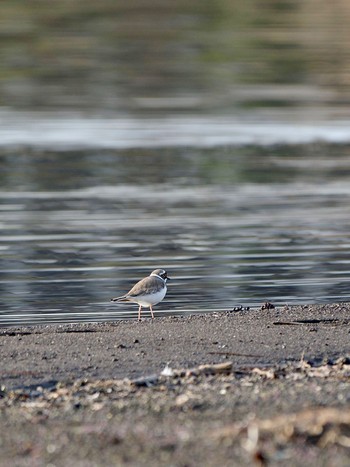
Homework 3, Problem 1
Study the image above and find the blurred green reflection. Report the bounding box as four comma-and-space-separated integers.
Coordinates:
0, 1, 349, 114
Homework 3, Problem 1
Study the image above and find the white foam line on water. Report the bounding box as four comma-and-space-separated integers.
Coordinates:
2, 180, 350, 202
1, 111, 350, 148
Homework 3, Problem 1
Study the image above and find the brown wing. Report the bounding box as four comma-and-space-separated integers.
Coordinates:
126, 275, 163, 297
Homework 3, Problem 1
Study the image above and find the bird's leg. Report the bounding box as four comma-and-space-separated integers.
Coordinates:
138, 305, 142, 321
150, 305, 154, 319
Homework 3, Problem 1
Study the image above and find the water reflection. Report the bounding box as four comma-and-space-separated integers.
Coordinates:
0, 1, 350, 114
1, 144, 350, 325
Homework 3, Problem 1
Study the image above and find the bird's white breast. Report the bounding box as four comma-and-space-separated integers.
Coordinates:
132, 286, 167, 307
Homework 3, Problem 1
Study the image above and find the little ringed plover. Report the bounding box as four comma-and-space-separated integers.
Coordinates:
111, 269, 170, 321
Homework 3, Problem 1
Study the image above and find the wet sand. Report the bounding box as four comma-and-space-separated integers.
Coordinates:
1, 303, 350, 466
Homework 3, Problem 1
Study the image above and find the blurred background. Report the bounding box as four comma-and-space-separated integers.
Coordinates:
1, 1, 350, 114
1, 0, 350, 325
0, 0, 350, 117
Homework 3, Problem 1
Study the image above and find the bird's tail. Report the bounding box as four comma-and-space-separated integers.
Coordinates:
110, 295, 129, 302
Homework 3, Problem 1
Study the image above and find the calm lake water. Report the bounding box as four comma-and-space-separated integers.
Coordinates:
1, 2, 350, 325
1, 136, 350, 326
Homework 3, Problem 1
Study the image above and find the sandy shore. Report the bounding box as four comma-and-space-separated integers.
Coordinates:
1, 304, 350, 466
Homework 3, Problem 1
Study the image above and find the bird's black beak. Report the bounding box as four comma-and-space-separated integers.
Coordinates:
166, 276, 171, 280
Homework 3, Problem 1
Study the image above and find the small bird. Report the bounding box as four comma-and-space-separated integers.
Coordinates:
111, 269, 170, 321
